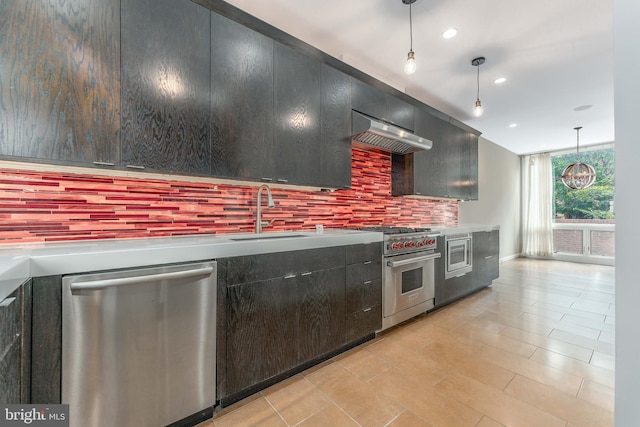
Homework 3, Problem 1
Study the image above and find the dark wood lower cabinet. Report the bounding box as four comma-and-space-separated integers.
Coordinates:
297, 267, 346, 363
0, 279, 32, 404
473, 230, 500, 288
434, 231, 499, 308
222, 243, 381, 405
31, 276, 62, 404
226, 276, 298, 395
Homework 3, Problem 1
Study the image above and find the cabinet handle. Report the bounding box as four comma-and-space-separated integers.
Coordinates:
363, 261, 372, 265
276, 179, 289, 183
363, 280, 372, 285
300, 271, 312, 276
284, 273, 297, 279
260, 177, 274, 182
362, 307, 372, 313
93, 161, 115, 166
126, 164, 145, 170
70, 267, 214, 291
484, 256, 493, 259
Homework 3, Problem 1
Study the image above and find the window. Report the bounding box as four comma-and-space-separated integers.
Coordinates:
552, 147, 615, 220
551, 147, 615, 263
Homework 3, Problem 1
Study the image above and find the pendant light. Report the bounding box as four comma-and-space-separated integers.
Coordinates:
471, 57, 485, 117
403, 0, 417, 75
561, 126, 597, 190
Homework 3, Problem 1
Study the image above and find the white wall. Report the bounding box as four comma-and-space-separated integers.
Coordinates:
458, 137, 521, 260
614, 0, 640, 424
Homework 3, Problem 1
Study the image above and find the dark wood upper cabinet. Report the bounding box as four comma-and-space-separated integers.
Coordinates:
121, 0, 210, 174
461, 134, 479, 200
210, 12, 274, 181
320, 65, 352, 189
351, 78, 386, 121
0, 0, 120, 165
351, 78, 414, 131
392, 107, 478, 200
273, 42, 322, 185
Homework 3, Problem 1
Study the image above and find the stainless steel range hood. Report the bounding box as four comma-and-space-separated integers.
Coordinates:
351, 111, 433, 154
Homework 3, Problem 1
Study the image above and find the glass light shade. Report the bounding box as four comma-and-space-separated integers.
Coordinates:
474, 99, 483, 117
404, 50, 416, 75
561, 162, 597, 190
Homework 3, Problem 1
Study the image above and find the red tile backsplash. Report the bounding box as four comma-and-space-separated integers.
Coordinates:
0, 148, 457, 244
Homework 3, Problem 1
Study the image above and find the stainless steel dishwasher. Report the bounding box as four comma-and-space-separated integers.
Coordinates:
62, 261, 216, 427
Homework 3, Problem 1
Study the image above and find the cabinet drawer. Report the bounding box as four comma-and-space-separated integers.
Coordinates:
346, 278, 381, 313
227, 246, 346, 285
346, 305, 382, 342
346, 260, 382, 285
345, 242, 382, 265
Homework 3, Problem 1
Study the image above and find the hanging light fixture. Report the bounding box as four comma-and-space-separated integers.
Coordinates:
471, 57, 485, 117
403, 0, 417, 75
561, 126, 597, 190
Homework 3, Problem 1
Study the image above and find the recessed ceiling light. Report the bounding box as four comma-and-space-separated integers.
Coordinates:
509, 123, 518, 128
573, 104, 593, 111
442, 28, 458, 39
494, 77, 507, 84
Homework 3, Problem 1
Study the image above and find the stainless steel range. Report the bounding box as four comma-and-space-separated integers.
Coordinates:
358, 227, 441, 331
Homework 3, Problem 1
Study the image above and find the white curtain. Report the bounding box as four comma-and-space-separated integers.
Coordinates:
521, 153, 553, 256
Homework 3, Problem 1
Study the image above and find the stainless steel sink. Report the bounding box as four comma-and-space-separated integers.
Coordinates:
229, 234, 307, 242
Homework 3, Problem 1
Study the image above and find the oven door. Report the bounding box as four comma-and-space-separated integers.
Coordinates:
384, 251, 440, 317
446, 236, 472, 279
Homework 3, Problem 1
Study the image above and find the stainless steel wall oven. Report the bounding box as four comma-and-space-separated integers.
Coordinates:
445, 233, 472, 279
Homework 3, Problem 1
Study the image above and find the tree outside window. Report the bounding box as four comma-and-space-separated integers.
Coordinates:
552, 148, 615, 221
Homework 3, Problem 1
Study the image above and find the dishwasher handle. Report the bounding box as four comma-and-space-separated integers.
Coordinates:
70, 266, 215, 291
386, 252, 441, 268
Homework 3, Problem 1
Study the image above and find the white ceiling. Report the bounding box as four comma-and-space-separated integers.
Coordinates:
223, 0, 614, 155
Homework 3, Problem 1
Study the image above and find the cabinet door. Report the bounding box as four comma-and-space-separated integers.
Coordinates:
460, 134, 479, 200
210, 12, 274, 181
351, 78, 386, 120
121, 0, 210, 174
412, 110, 449, 197
385, 95, 414, 131
226, 277, 297, 395
320, 64, 352, 189
473, 230, 499, 288
297, 267, 346, 363
273, 42, 321, 185
0, 0, 119, 165
441, 272, 472, 305
444, 126, 465, 199
0, 281, 31, 404
0, 287, 22, 403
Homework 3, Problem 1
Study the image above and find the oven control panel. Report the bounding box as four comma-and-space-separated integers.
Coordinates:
385, 234, 438, 255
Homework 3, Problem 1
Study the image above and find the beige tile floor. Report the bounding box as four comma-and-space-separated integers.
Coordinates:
201, 258, 615, 426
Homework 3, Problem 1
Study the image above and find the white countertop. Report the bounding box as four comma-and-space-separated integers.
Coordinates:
0, 229, 383, 300
0, 224, 500, 301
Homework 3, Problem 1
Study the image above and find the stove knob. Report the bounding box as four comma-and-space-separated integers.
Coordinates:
391, 242, 402, 250
405, 241, 416, 249
426, 239, 435, 246
417, 241, 425, 247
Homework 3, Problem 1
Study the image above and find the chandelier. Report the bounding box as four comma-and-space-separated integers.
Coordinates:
561, 126, 596, 190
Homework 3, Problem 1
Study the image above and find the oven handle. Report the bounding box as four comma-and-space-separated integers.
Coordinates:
386, 252, 441, 267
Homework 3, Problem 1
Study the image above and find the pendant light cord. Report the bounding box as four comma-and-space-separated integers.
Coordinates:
575, 126, 582, 160
476, 64, 480, 101
409, 3, 413, 51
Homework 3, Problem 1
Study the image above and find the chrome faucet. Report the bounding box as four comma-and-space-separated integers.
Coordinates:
255, 184, 275, 233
